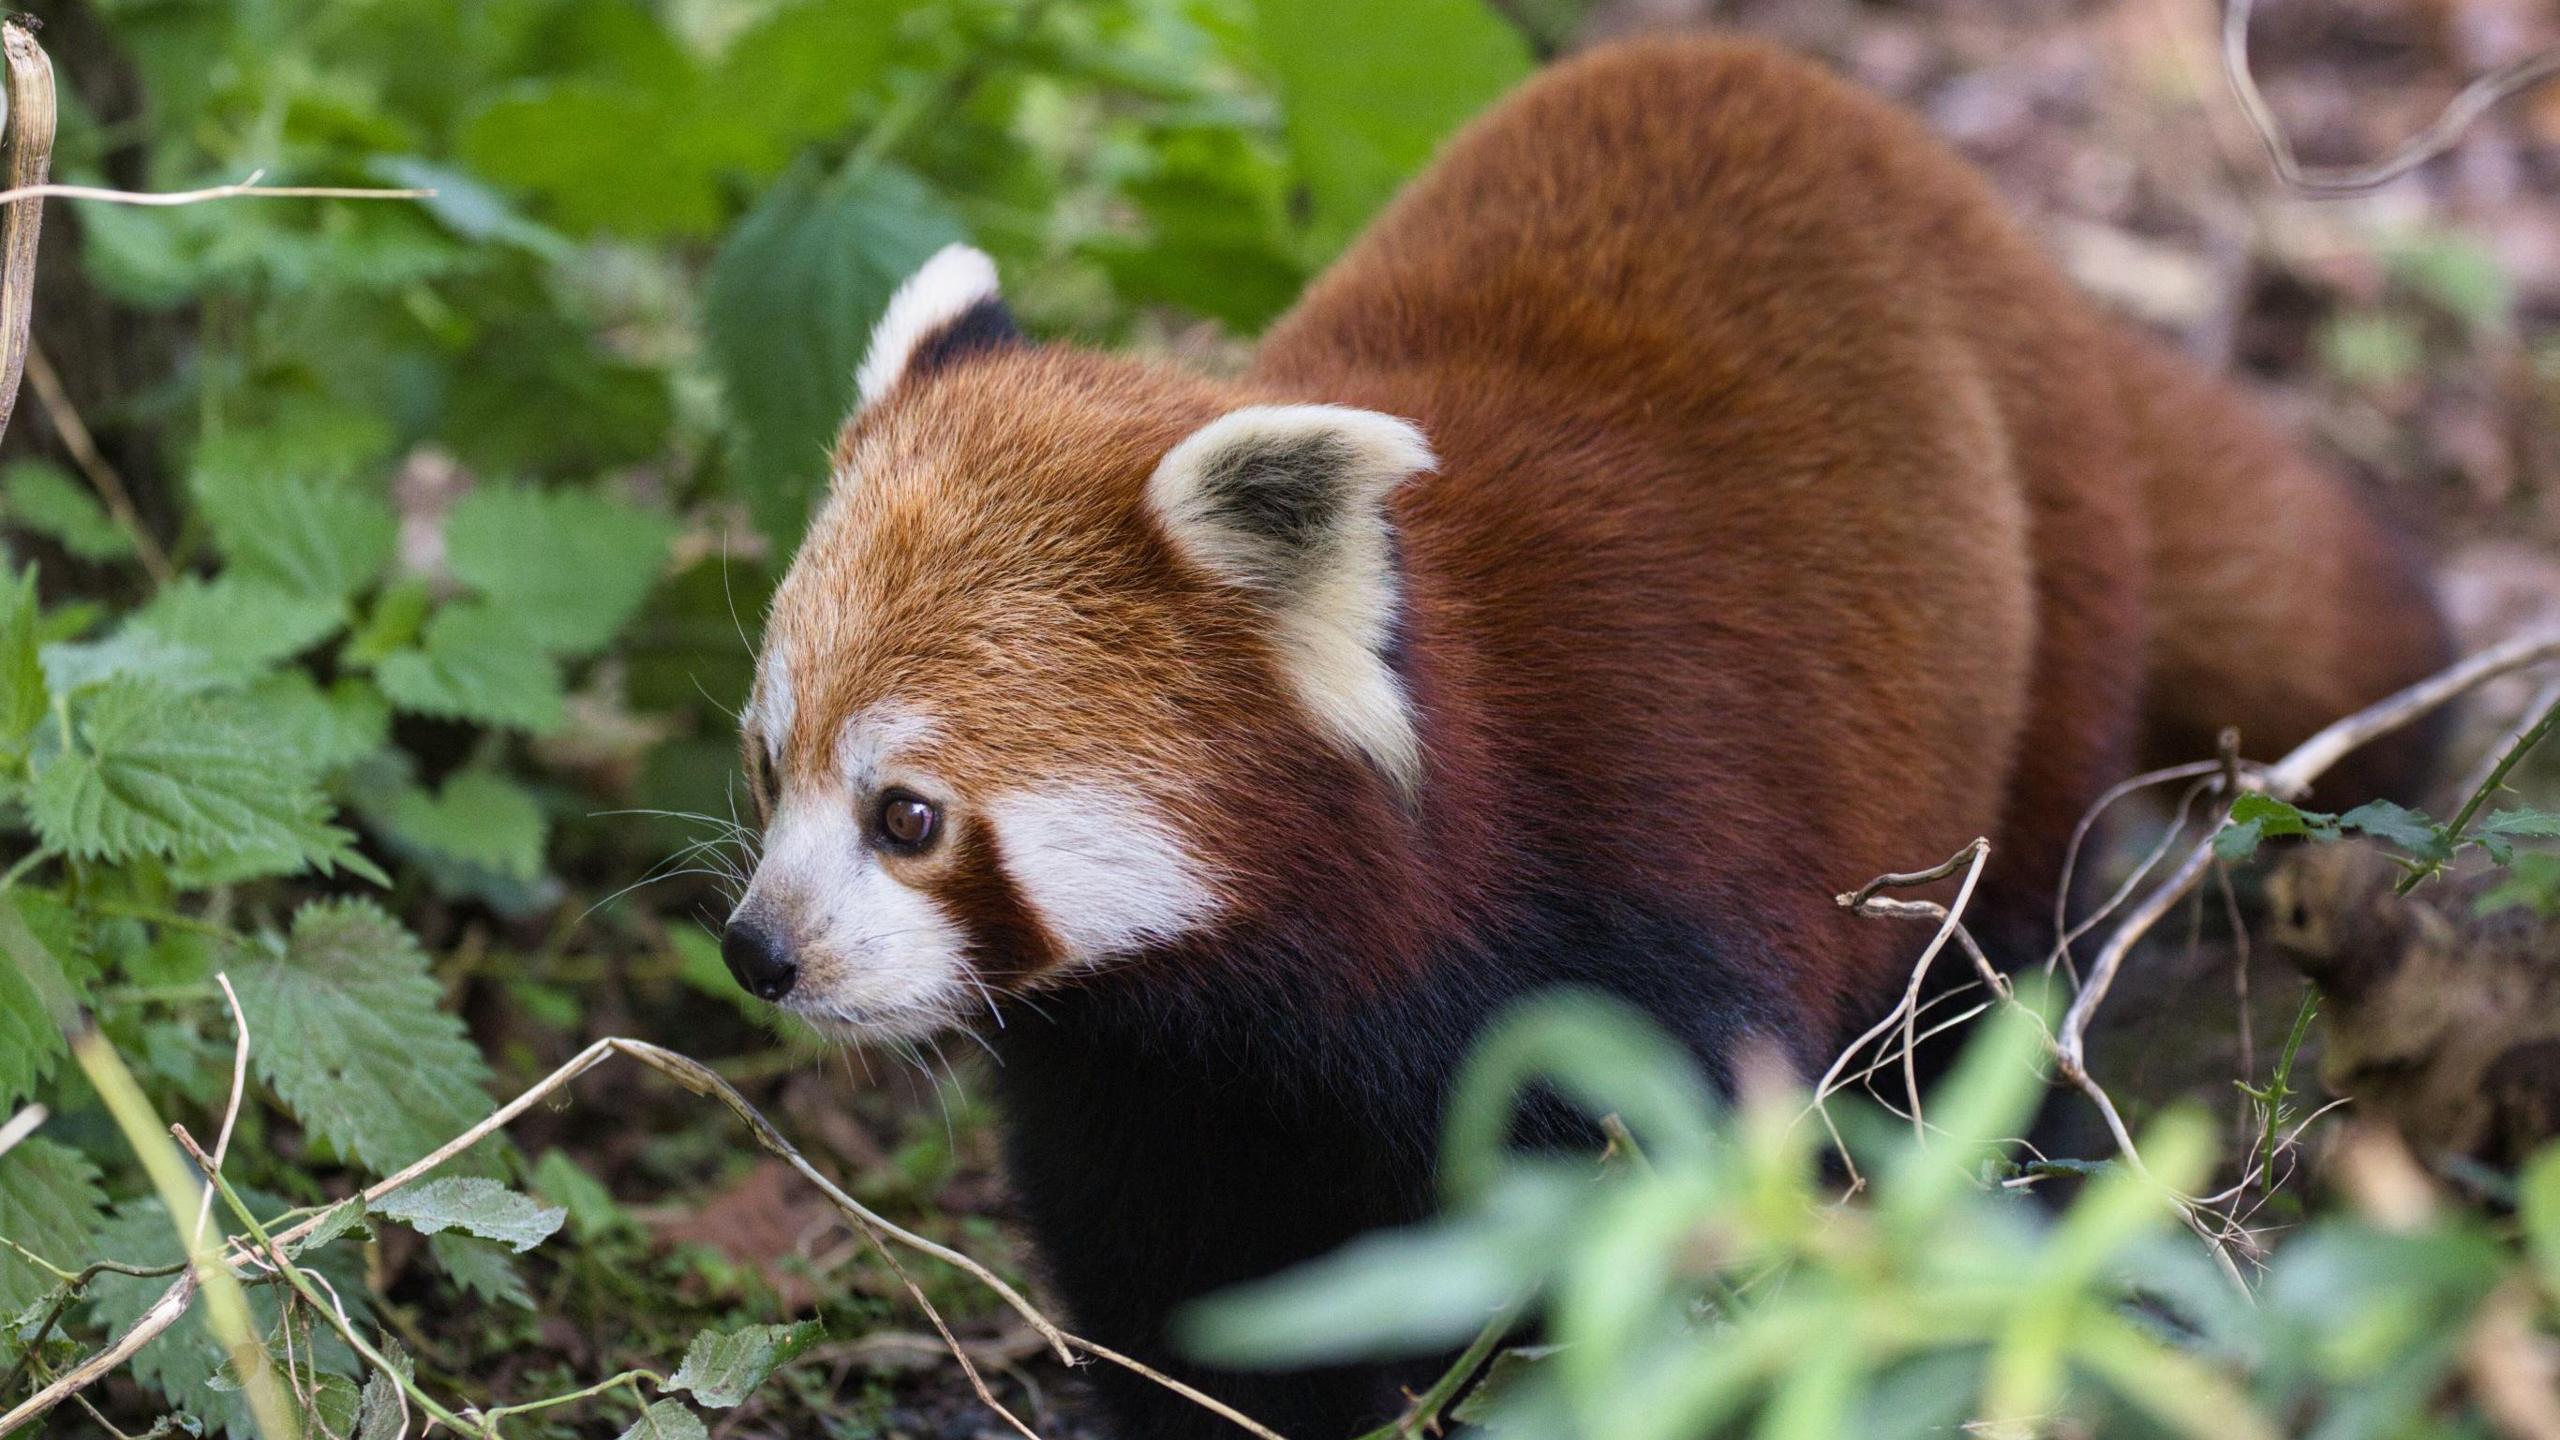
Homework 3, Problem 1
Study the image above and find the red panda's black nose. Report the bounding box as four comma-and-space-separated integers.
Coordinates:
721, 916, 799, 1002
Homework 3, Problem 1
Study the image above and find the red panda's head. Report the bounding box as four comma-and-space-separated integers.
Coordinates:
722, 246, 1435, 1041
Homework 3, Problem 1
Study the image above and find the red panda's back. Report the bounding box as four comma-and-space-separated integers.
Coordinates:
1252, 38, 2151, 1023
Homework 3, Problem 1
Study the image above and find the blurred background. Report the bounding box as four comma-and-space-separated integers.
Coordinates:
2, 0, 2556, 1435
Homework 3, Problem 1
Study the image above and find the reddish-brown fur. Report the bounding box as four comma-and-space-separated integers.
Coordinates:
762, 37, 2451, 1434
784, 38, 2443, 1023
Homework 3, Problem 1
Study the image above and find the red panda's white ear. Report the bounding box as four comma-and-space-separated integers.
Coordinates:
856, 244, 1017, 407
1147, 404, 1435, 795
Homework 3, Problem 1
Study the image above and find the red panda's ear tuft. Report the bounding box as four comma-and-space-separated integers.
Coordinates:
856, 244, 1020, 407
1147, 404, 1435, 795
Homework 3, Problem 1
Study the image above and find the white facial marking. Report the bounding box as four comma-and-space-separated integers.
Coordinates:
855, 244, 1001, 407
988, 783, 1219, 968
750, 795, 967, 1041
754, 642, 796, 764
838, 703, 938, 793
735, 701, 968, 1042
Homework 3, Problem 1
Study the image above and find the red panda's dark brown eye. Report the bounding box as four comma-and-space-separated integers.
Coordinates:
877, 792, 938, 851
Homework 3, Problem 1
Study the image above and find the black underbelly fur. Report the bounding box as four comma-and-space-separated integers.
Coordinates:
989, 890, 1794, 1440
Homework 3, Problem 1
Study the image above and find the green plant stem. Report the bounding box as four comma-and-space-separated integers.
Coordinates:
1354, 1291, 1529, 1440
2399, 694, 2560, 893
0, 1252, 191, 1397
476, 1368, 666, 1428
69, 1026, 299, 1440
0, 845, 49, 892
175, 1128, 482, 1438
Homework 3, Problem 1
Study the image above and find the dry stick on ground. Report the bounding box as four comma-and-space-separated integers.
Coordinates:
0, 1036, 1290, 1440
0, 17, 54, 450
2221, 0, 2560, 195
1820, 837, 1992, 1151
2057, 626, 2560, 1096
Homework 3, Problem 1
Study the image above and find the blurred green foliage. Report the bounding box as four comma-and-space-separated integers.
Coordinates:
1191, 995, 2560, 1440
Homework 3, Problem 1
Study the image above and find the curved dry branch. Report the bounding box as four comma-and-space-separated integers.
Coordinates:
2222, 0, 2560, 195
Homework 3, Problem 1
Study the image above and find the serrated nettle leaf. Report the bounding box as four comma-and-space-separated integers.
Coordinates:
0, 565, 43, 749
26, 681, 369, 876
669, 1320, 825, 1407
2479, 806, 2560, 839
442, 487, 673, 654
530, 1147, 632, 1240
375, 604, 565, 732
0, 892, 97, 1105
2211, 819, 2266, 864
240, 672, 392, 773
86, 1194, 370, 1440
192, 471, 397, 601
3, 461, 133, 562
376, 769, 549, 881
356, 1366, 407, 1440
232, 900, 494, 1177
0, 1136, 106, 1314
2337, 800, 2448, 857
125, 576, 346, 687
704, 160, 966, 545
296, 1199, 373, 1257
617, 1400, 710, 1440
40, 628, 231, 698
2226, 793, 2338, 840
373, 1177, 565, 1252
426, 1229, 536, 1310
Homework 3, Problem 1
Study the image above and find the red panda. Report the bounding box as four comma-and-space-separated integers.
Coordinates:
721, 37, 2451, 1438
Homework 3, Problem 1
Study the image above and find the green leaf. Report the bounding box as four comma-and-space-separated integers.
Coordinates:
668, 1320, 825, 1408
443, 487, 673, 654
1256, 0, 1531, 254
704, 160, 967, 543
193, 471, 397, 601
377, 769, 549, 881
27, 682, 369, 876
461, 81, 728, 238
0, 1136, 104, 1315
0, 565, 43, 749
2480, 806, 2560, 839
2218, 794, 2341, 862
375, 604, 565, 732
531, 1148, 632, 1241
86, 1194, 370, 1440
0, 892, 95, 1105
356, 1363, 408, 1440
231, 900, 494, 1176
616, 1401, 710, 1440
241, 672, 391, 773
2524, 1143, 2560, 1297
427, 1230, 536, 1310
2338, 799, 2446, 856
372, 1177, 564, 1252
2212, 818, 2267, 864
125, 575, 346, 687
3, 460, 133, 561
706, 0, 903, 164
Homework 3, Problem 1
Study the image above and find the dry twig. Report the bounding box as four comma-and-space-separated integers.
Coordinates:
0, 1036, 1290, 1440
2222, 0, 2560, 194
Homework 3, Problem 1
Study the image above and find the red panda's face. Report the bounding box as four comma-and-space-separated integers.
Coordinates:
720, 248, 1434, 1043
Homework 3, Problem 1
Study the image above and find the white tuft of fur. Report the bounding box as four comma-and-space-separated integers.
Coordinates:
855, 244, 1001, 407
988, 783, 1219, 967
837, 703, 938, 791
1147, 404, 1434, 795
752, 642, 796, 764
